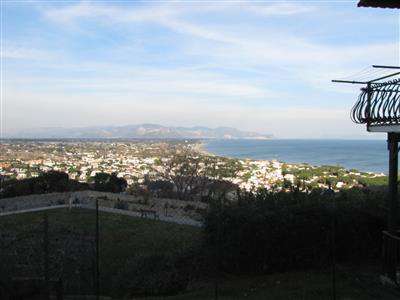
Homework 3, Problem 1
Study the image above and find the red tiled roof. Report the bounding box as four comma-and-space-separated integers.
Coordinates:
358, 0, 400, 8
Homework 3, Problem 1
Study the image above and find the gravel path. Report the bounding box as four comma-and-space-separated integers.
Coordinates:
0, 204, 203, 227
0, 205, 69, 216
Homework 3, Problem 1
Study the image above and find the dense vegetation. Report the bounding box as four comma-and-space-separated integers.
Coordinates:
204, 188, 387, 274
281, 163, 388, 190
0, 171, 89, 198
93, 172, 127, 193
0, 171, 127, 198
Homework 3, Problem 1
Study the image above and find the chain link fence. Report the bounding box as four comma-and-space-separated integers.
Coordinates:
1, 192, 400, 299
0, 196, 204, 299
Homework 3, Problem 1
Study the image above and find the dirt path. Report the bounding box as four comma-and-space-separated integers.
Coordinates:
0, 204, 203, 227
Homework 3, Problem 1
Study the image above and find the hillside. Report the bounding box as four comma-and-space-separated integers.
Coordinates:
1, 208, 397, 299
0, 208, 201, 297
6, 124, 273, 140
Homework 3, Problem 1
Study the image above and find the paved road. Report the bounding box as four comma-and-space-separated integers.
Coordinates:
0, 204, 203, 227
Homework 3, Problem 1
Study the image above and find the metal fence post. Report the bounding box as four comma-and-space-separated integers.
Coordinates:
387, 132, 399, 233
43, 213, 50, 300
214, 195, 223, 300
331, 198, 337, 300
96, 198, 100, 300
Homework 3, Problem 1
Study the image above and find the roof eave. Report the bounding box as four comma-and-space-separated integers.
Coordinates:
358, 0, 400, 9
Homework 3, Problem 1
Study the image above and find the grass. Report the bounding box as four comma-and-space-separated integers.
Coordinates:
145, 270, 400, 300
0, 208, 202, 297
0, 207, 202, 252
1, 208, 399, 299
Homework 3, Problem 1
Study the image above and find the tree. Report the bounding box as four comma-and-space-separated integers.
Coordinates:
93, 172, 127, 193
155, 151, 208, 200
147, 180, 175, 198
0, 171, 88, 198
205, 179, 239, 202
41, 171, 70, 192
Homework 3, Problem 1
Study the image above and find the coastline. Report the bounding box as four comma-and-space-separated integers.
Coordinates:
193, 141, 214, 157
198, 139, 387, 175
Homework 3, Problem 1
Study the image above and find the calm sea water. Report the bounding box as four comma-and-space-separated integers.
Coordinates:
204, 139, 387, 174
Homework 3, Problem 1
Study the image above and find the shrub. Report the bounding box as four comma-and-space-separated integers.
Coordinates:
112, 251, 204, 297
0, 171, 89, 198
358, 176, 388, 187
93, 172, 127, 193
183, 204, 196, 212
203, 188, 386, 274
114, 199, 129, 210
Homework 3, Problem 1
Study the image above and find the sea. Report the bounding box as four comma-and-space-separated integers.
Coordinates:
203, 139, 388, 174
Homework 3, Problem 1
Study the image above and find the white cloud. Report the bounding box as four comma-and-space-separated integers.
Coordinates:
6, 65, 276, 99
244, 2, 315, 16
43, 2, 179, 26
37, 1, 398, 99
42, 1, 313, 24
4, 1, 398, 138
1, 45, 54, 60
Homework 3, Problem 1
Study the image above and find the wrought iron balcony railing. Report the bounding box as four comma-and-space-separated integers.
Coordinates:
351, 79, 400, 126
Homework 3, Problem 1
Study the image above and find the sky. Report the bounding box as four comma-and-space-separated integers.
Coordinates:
1, 0, 399, 138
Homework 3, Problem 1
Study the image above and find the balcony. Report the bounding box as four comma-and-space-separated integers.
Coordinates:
351, 79, 400, 132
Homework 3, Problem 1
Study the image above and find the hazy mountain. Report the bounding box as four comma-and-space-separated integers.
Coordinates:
7, 124, 273, 140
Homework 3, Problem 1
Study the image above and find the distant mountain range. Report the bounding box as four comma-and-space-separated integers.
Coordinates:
6, 124, 273, 140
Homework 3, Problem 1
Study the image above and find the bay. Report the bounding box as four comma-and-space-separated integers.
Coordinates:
204, 139, 387, 174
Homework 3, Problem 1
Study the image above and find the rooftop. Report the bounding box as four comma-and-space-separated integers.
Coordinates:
358, 0, 400, 9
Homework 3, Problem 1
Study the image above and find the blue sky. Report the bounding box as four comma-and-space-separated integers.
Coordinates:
2, 0, 399, 138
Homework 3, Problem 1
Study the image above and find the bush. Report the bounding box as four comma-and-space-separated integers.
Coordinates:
0, 171, 89, 198
114, 199, 129, 210
203, 188, 386, 274
93, 172, 127, 193
112, 251, 204, 297
358, 176, 388, 187
184, 204, 196, 212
